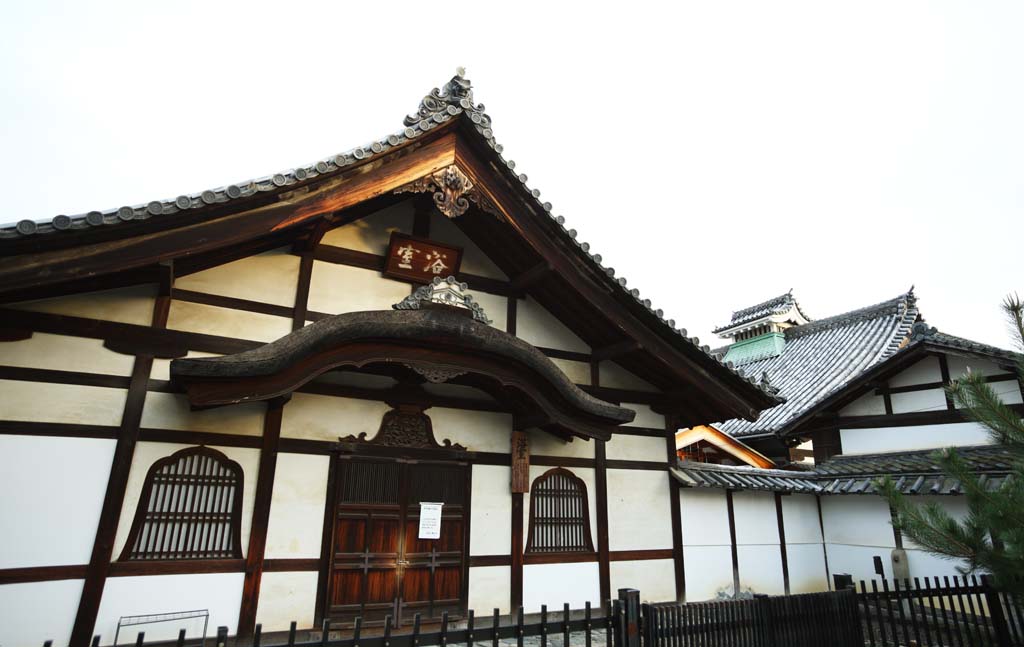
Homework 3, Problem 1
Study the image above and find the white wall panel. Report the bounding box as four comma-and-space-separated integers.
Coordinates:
781, 494, 823, 544
737, 545, 785, 595
470, 465, 512, 555
610, 559, 676, 603
523, 562, 600, 611
95, 573, 244, 643
470, 290, 508, 331
621, 404, 665, 429
820, 496, 895, 548
167, 300, 291, 343
10, 285, 156, 326
890, 389, 947, 414
598, 362, 658, 392
840, 391, 886, 416
605, 434, 665, 462
255, 571, 319, 632
824, 544, 894, 583
515, 297, 589, 353
306, 263, 410, 316
468, 565, 511, 614
428, 211, 508, 280
141, 392, 264, 435
607, 470, 672, 551
786, 544, 829, 593
265, 453, 330, 559
679, 489, 731, 547
946, 356, 1007, 379
113, 443, 260, 560
0, 579, 84, 647
320, 202, 413, 255
732, 492, 779, 546
550, 357, 591, 385
682, 546, 734, 601
175, 248, 299, 308
431, 407, 513, 453
528, 428, 594, 459
0, 332, 135, 376
0, 379, 126, 426
841, 422, 993, 454
889, 357, 942, 387
0, 435, 115, 568
281, 393, 389, 442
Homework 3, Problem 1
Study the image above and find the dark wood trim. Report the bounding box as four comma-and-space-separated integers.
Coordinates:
530, 455, 594, 468
469, 555, 512, 567
0, 328, 33, 341
172, 288, 294, 319
595, 440, 611, 603
140, 428, 263, 448
938, 355, 957, 410
0, 365, 131, 390
506, 296, 517, 336
412, 199, 432, 238
524, 467, 596, 555
292, 254, 314, 330
314, 454, 340, 627
725, 489, 740, 595
237, 397, 286, 639
874, 373, 1020, 396
609, 549, 675, 561
881, 386, 893, 416
108, 559, 245, 577
0, 564, 88, 584
70, 283, 170, 647
510, 262, 552, 292
831, 406, 1024, 430
774, 492, 790, 595
0, 420, 119, 440
612, 426, 668, 438
605, 459, 668, 471
263, 558, 321, 572
816, 495, 831, 590
535, 347, 592, 363
523, 551, 597, 565
510, 491, 524, 610
593, 340, 642, 363
667, 417, 685, 602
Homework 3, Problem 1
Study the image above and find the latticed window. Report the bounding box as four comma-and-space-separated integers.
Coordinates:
525, 467, 594, 554
119, 447, 244, 561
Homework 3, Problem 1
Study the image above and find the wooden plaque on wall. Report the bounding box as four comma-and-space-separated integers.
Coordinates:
383, 232, 463, 285
511, 430, 530, 493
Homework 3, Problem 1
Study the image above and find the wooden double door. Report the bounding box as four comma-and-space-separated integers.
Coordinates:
325, 458, 469, 627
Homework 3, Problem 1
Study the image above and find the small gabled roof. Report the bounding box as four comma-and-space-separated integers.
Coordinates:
0, 70, 780, 424
712, 289, 811, 336
716, 289, 920, 438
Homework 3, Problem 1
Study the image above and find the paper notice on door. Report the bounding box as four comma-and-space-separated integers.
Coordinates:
418, 502, 444, 539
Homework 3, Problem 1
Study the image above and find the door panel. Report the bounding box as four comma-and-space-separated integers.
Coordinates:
326, 458, 469, 627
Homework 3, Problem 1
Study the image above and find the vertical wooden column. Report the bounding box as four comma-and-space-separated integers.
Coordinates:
816, 495, 832, 590
510, 491, 524, 610
938, 354, 957, 410
595, 440, 611, 603
665, 415, 685, 601
70, 268, 172, 647
725, 489, 740, 595
292, 254, 314, 331
237, 396, 288, 638
774, 492, 791, 595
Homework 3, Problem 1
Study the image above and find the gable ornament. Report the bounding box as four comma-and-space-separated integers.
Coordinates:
339, 404, 466, 451
395, 165, 498, 219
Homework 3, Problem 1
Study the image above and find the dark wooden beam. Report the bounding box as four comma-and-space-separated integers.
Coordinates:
595, 440, 611, 603
237, 397, 287, 639
592, 340, 642, 363
69, 269, 172, 647
938, 354, 957, 410
510, 261, 551, 292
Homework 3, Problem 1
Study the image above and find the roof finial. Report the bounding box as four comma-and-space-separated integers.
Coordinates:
456, 66, 466, 78
405, 70, 496, 147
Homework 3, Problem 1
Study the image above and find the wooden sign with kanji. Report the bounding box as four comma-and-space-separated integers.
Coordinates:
383, 232, 463, 284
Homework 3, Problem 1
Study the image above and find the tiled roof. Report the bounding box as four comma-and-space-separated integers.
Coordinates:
0, 70, 779, 408
717, 290, 920, 438
672, 444, 1015, 495
909, 324, 1023, 363
712, 290, 811, 334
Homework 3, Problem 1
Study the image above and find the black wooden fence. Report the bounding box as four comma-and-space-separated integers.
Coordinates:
40, 576, 1024, 647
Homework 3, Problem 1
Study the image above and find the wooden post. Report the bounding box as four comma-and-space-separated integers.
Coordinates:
665, 415, 685, 601
510, 492, 524, 611
726, 490, 740, 595
616, 589, 641, 647
774, 493, 790, 595
595, 440, 611, 603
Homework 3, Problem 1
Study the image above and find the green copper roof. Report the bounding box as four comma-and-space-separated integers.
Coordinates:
723, 333, 786, 366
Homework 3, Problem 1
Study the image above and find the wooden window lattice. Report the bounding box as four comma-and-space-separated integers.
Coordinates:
525, 467, 595, 554
119, 447, 244, 561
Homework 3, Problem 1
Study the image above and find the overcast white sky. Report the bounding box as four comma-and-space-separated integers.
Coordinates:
2, 1, 1021, 349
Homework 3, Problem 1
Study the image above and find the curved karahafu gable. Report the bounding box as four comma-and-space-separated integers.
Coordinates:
170, 307, 635, 441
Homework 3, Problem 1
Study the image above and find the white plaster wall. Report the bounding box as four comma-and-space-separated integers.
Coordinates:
281, 392, 389, 442
598, 362, 658, 393
947, 355, 1008, 378
470, 290, 508, 331
470, 465, 512, 555
113, 442, 260, 560
973, 380, 1024, 406
468, 566, 511, 614
265, 453, 330, 559
255, 571, 319, 631
140, 392, 265, 435
781, 495, 823, 544
607, 470, 672, 551
786, 544, 829, 593
679, 489, 731, 547
0, 435, 115, 568
0, 579, 84, 647
682, 546, 734, 601
605, 434, 665, 462
820, 496, 896, 583
901, 496, 971, 580
525, 466, 598, 549
0, 379, 126, 425
95, 573, 245, 643
167, 300, 291, 343
840, 391, 886, 416
175, 248, 300, 308
528, 428, 594, 459
550, 358, 591, 385
890, 357, 942, 387
320, 201, 413, 254
306, 262, 410, 316
430, 407, 514, 453
10, 285, 156, 326
610, 559, 676, 603
523, 562, 600, 611
515, 297, 590, 353
737, 545, 785, 595
621, 403, 665, 430
841, 421, 993, 454
428, 211, 508, 280
890, 388, 947, 414
0, 332, 135, 376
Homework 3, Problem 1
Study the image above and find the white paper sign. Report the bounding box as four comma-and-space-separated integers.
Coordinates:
418, 502, 444, 540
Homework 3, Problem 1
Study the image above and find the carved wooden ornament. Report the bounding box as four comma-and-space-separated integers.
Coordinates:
340, 404, 466, 451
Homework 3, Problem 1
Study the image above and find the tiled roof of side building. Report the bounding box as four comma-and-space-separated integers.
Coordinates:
711, 289, 812, 334
716, 289, 920, 438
